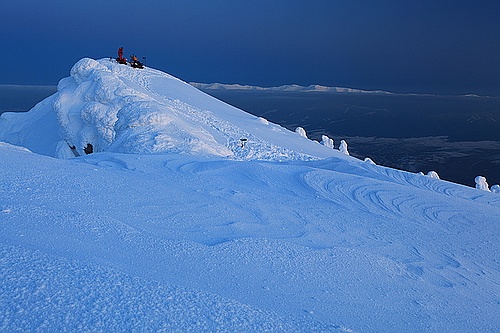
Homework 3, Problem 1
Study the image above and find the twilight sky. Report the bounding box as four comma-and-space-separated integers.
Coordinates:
1, 0, 499, 95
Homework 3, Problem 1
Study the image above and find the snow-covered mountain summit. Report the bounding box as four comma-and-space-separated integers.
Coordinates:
0, 58, 339, 161
1, 59, 499, 332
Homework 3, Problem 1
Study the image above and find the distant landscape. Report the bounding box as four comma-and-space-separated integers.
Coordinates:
1, 84, 499, 187
196, 87, 500, 187
0, 85, 57, 113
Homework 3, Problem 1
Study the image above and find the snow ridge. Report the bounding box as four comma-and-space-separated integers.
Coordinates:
0, 57, 338, 161
54, 58, 233, 157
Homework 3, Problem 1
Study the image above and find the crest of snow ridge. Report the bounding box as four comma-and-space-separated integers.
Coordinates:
54, 58, 232, 158
46, 58, 336, 161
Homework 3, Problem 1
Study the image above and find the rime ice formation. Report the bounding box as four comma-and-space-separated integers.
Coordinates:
321, 135, 335, 149
427, 171, 440, 179
339, 139, 349, 155
475, 176, 491, 192
295, 126, 307, 138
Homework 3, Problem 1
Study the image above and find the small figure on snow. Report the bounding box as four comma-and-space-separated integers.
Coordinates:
83, 143, 93, 155
130, 54, 144, 69
117, 47, 127, 64
239, 138, 248, 148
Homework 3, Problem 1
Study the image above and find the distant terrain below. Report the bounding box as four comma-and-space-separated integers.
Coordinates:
198, 88, 500, 187
0, 85, 56, 113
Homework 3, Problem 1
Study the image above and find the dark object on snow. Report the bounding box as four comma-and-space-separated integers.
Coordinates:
239, 138, 248, 148
69, 144, 80, 157
84, 143, 93, 155
130, 54, 144, 69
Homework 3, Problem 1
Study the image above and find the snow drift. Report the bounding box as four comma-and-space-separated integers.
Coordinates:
1, 58, 499, 333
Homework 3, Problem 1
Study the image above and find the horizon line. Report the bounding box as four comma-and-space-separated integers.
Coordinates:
0, 82, 495, 99
190, 82, 497, 98
0, 84, 57, 88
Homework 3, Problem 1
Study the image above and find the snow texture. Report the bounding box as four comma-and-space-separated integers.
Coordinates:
1, 58, 499, 333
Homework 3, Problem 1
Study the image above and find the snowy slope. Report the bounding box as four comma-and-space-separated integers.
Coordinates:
1, 59, 499, 332
0, 58, 338, 161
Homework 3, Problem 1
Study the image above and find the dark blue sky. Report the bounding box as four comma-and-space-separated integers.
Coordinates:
2, 0, 499, 95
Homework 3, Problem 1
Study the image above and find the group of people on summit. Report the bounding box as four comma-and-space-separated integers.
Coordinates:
116, 47, 143, 69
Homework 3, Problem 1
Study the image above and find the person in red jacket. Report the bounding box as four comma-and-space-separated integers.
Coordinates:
117, 47, 126, 64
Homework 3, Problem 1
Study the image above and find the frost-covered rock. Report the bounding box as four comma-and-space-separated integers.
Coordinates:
339, 140, 349, 155
295, 127, 307, 138
320, 135, 334, 149
427, 171, 440, 179
475, 176, 491, 192
491, 184, 500, 193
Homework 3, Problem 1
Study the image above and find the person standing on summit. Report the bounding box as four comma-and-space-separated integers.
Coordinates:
117, 47, 126, 64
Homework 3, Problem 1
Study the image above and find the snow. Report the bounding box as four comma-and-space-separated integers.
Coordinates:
321, 135, 335, 149
427, 171, 441, 180
1, 58, 499, 333
339, 140, 349, 155
295, 126, 307, 138
475, 175, 491, 192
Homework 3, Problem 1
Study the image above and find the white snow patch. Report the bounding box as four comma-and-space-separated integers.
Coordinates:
475, 176, 491, 192
364, 157, 376, 165
321, 135, 335, 149
257, 117, 269, 125
339, 140, 349, 155
295, 126, 307, 138
427, 171, 440, 179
